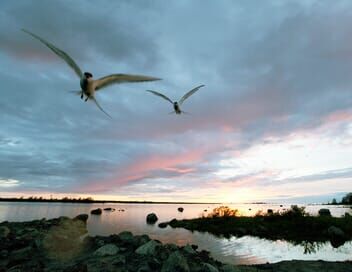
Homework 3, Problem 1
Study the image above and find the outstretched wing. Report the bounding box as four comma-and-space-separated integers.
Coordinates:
146, 90, 173, 104
179, 84, 205, 105
90, 97, 112, 119
94, 74, 161, 91
22, 29, 83, 78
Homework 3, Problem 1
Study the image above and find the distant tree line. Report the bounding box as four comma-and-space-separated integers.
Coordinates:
330, 193, 352, 205
0, 196, 215, 204
0, 196, 95, 203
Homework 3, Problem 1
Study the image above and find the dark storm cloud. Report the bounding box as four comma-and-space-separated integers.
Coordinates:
0, 0, 159, 68
0, 0, 351, 200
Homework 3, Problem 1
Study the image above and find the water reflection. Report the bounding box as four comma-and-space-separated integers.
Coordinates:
0, 202, 351, 265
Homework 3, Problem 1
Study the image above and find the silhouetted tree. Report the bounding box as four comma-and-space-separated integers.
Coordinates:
341, 193, 352, 204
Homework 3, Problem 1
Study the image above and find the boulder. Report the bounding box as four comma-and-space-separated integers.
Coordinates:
165, 243, 178, 252
183, 244, 196, 255
135, 240, 161, 256
146, 213, 158, 224
112, 255, 126, 265
318, 209, 331, 216
134, 234, 151, 247
178, 207, 184, 212
118, 231, 134, 242
0, 226, 10, 238
74, 214, 89, 222
158, 222, 168, 229
103, 207, 115, 211
161, 251, 190, 272
169, 219, 178, 226
328, 226, 345, 248
267, 209, 273, 214
94, 244, 119, 256
90, 208, 102, 215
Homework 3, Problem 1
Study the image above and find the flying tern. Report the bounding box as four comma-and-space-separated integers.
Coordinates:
22, 29, 161, 118
146, 84, 204, 114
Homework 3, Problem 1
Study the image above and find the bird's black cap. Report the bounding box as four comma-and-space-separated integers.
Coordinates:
84, 72, 93, 78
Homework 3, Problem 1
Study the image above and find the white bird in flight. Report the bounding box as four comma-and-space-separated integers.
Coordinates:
146, 85, 204, 114
22, 29, 161, 118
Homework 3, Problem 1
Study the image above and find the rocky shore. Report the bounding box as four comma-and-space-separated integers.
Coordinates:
0, 215, 351, 272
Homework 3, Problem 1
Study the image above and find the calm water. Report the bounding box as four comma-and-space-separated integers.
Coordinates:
0, 202, 351, 265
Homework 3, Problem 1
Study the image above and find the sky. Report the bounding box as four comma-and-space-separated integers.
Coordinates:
0, 0, 352, 203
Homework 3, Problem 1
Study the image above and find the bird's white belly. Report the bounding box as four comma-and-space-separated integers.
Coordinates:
85, 80, 95, 96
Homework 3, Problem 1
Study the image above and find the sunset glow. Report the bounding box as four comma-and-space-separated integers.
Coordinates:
0, 1, 352, 204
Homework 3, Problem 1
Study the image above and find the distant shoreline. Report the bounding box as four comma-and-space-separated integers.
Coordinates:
1, 197, 350, 206
0, 198, 219, 205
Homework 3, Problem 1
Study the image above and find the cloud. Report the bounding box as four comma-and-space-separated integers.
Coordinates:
0, 1, 159, 69
0, 1, 352, 202
0, 179, 20, 188
277, 167, 352, 184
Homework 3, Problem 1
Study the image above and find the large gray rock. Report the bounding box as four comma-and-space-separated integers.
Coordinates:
318, 208, 331, 216
328, 226, 345, 248
74, 214, 89, 222
161, 251, 190, 272
165, 243, 178, 252
90, 208, 102, 215
118, 231, 134, 242
135, 240, 161, 256
0, 226, 10, 238
103, 207, 115, 211
158, 222, 168, 229
112, 254, 126, 265
146, 213, 158, 224
183, 244, 196, 255
94, 244, 119, 256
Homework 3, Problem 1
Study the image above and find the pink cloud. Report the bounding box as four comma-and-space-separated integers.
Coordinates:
324, 110, 352, 123
81, 149, 205, 193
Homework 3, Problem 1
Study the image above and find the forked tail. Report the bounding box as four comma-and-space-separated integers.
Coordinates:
90, 96, 112, 119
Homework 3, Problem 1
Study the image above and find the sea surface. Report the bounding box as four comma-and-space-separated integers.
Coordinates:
0, 202, 351, 265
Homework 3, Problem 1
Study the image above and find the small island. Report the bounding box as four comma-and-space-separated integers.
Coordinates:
162, 205, 352, 251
